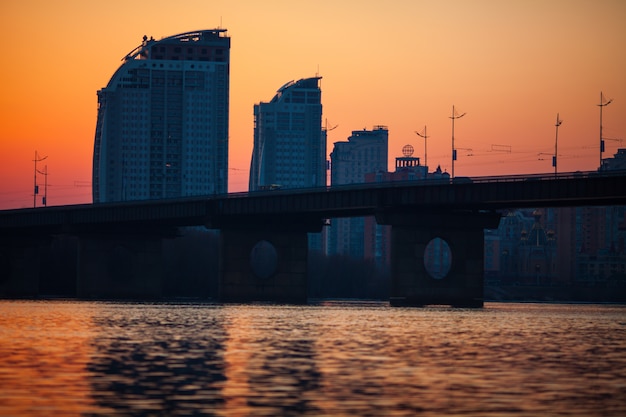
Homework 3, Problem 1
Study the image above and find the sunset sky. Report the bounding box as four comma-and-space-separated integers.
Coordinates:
0, 0, 624, 209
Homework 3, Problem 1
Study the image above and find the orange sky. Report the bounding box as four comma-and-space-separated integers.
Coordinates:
0, 0, 624, 209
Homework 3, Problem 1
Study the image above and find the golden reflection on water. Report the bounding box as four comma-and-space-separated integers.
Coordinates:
0, 301, 625, 416
0, 301, 108, 416
221, 311, 254, 416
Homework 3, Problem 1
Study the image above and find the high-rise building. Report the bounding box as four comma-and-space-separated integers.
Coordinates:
93, 29, 230, 203
249, 77, 325, 191
330, 126, 388, 187
328, 126, 388, 257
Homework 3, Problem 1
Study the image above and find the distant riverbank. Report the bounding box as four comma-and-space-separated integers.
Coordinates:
485, 284, 626, 303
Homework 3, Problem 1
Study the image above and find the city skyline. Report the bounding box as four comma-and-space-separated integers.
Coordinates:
0, 0, 625, 209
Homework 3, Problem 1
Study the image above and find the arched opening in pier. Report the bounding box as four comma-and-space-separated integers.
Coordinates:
424, 237, 452, 280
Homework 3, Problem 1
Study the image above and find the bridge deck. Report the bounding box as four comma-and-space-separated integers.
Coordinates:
1, 171, 625, 235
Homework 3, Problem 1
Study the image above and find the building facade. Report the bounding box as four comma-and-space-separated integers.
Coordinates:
93, 29, 230, 203
328, 126, 388, 257
249, 77, 325, 191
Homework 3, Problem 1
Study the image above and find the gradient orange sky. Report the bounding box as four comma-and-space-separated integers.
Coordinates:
0, 0, 624, 209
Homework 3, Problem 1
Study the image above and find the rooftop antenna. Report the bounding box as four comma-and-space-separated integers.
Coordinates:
415, 125, 429, 168
449, 105, 466, 178
598, 91, 612, 169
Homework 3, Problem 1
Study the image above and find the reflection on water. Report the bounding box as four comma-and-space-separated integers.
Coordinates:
0, 301, 100, 415
0, 301, 625, 416
87, 305, 229, 416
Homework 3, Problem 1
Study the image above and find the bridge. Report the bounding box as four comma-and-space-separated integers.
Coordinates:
1, 171, 625, 306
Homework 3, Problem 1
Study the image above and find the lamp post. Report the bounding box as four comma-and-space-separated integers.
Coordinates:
598, 91, 612, 169
36, 164, 48, 206
449, 105, 466, 178
553, 113, 562, 177
415, 125, 429, 168
33, 151, 47, 208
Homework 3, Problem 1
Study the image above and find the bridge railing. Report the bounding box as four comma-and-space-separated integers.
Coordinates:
231, 169, 625, 200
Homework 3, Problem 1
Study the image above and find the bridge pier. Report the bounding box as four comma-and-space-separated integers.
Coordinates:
76, 234, 164, 299
217, 217, 323, 303
377, 210, 501, 307
0, 237, 48, 297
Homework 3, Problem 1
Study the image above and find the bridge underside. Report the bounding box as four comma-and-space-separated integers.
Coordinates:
378, 210, 501, 307
1, 211, 501, 307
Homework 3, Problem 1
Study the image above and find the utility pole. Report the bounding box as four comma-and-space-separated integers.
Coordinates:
598, 91, 612, 169
554, 113, 562, 177
415, 125, 429, 169
37, 164, 49, 206
33, 151, 48, 208
449, 105, 466, 178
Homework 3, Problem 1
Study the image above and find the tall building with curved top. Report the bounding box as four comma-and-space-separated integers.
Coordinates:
249, 77, 325, 191
92, 29, 230, 203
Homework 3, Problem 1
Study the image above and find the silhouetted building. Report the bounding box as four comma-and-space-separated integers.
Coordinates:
600, 148, 626, 171
249, 77, 325, 191
519, 210, 557, 285
553, 206, 577, 285
485, 210, 533, 284
93, 30, 230, 203
552, 148, 626, 284
329, 126, 388, 258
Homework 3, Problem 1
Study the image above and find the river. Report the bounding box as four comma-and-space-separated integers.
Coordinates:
0, 300, 624, 416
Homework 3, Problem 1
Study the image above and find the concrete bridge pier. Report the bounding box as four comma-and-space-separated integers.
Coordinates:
377, 210, 501, 307
76, 234, 164, 299
217, 216, 323, 303
0, 237, 48, 297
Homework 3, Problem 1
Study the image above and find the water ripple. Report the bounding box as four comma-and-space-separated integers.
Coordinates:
0, 301, 625, 416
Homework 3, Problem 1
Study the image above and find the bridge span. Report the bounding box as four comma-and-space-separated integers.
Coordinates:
1, 171, 625, 306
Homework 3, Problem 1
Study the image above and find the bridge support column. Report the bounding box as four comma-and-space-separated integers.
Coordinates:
377, 211, 501, 307
218, 218, 322, 303
0, 237, 47, 297
77, 235, 164, 299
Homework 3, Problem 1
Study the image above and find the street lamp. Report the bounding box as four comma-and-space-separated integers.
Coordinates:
415, 125, 429, 168
598, 91, 612, 169
33, 150, 47, 208
449, 105, 466, 178
553, 113, 562, 177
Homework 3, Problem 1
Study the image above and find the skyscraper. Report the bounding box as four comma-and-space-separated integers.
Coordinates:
249, 77, 325, 191
92, 29, 230, 203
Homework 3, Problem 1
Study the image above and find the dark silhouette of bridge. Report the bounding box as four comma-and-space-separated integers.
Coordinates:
1, 170, 625, 306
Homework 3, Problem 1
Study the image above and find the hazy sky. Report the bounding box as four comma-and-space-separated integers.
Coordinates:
0, 0, 624, 209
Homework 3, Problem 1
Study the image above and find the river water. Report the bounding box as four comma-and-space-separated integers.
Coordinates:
0, 300, 624, 416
